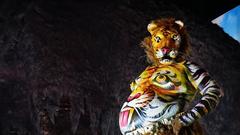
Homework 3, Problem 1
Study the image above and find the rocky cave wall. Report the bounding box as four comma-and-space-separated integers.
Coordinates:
0, 0, 240, 135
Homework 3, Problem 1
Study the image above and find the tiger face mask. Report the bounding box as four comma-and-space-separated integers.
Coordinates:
147, 20, 183, 65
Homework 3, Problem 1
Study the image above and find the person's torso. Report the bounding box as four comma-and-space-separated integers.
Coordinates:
119, 62, 197, 134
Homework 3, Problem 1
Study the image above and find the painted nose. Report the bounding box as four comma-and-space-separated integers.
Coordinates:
161, 47, 171, 54
127, 93, 141, 102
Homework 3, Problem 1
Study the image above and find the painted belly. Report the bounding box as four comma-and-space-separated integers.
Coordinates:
119, 65, 193, 134
143, 94, 180, 122
119, 92, 183, 135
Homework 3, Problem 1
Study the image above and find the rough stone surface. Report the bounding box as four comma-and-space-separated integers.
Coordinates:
0, 0, 239, 135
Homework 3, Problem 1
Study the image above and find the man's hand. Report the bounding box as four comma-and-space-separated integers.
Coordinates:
172, 114, 184, 135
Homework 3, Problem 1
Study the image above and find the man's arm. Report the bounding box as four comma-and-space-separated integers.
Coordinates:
178, 61, 223, 126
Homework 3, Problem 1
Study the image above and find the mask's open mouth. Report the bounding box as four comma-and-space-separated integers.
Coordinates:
162, 55, 172, 60
155, 48, 178, 64
160, 56, 174, 64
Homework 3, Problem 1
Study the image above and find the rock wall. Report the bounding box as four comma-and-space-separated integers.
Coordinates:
0, 0, 239, 134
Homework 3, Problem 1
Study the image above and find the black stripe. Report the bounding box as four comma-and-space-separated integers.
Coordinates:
205, 93, 218, 101
193, 69, 206, 79
199, 81, 211, 91
200, 76, 211, 85
190, 110, 198, 119
180, 116, 188, 125
199, 76, 211, 88
157, 96, 171, 102
195, 106, 205, 116
199, 100, 211, 112
205, 98, 218, 108
209, 89, 221, 96
201, 85, 219, 92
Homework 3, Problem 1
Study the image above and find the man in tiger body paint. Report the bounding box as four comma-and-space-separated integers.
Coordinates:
119, 18, 223, 135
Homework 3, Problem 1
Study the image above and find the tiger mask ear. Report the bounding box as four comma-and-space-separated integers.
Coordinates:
175, 20, 184, 29
147, 21, 158, 35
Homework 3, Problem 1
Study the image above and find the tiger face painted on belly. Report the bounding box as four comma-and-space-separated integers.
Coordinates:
119, 63, 195, 134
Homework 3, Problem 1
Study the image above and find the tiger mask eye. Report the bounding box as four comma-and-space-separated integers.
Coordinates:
155, 36, 161, 43
172, 34, 180, 41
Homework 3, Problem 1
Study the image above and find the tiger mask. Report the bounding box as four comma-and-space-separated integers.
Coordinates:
142, 18, 190, 65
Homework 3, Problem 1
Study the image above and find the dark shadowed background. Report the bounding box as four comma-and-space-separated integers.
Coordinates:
0, 0, 239, 135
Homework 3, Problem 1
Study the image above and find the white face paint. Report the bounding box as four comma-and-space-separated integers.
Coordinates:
155, 50, 164, 59
169, 50, 178, 58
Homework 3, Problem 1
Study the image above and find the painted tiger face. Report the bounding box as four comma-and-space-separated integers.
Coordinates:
119, 89, 155, 133
147, 20, 184, 65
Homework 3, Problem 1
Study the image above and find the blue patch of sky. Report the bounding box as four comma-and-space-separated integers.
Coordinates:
212, 5, 240, 42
